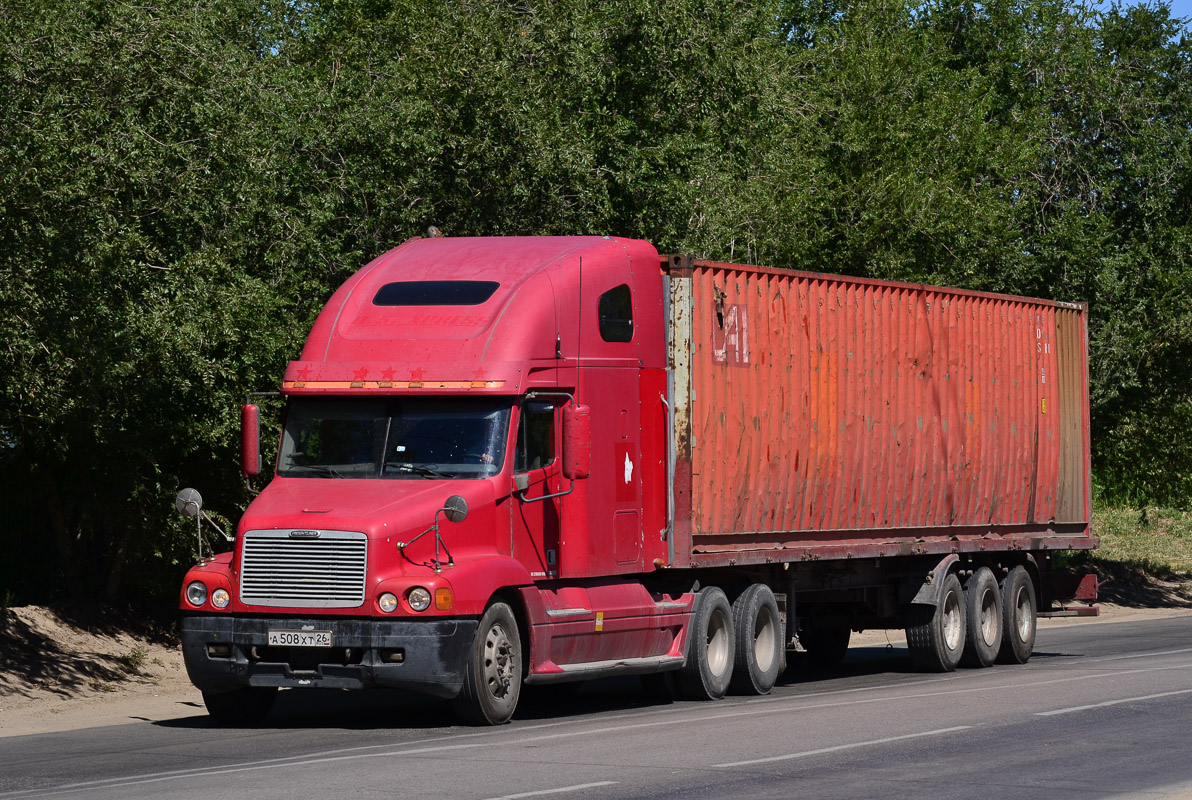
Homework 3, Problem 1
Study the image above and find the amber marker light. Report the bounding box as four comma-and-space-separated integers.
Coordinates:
435, 587, 454, 611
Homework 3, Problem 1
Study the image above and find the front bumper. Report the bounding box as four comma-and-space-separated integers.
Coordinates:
180, 614, 477, 699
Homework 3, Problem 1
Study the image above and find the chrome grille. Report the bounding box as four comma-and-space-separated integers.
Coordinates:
240, 530, 367, 608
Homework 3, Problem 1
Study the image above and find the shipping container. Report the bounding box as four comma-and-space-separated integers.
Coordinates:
663, 255, 1093, 568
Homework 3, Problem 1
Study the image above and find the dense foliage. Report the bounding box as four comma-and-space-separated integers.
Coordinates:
1, 0, 1189, 603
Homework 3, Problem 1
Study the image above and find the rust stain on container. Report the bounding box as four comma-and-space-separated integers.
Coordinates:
667, 259, 1091, 545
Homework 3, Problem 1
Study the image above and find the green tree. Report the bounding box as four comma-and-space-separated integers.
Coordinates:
3, 0, 1191, 606
0, 0, 303, 600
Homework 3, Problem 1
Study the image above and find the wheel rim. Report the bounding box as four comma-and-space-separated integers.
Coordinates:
707, 608, 730, 676
753, 609, 776, 672
979, 588, 998, 646
1013, 585, 1033, 643
942, 589, 963, 651
482, 622, 516, 700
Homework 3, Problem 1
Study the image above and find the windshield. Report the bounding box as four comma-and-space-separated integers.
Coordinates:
277, 397, 511, 479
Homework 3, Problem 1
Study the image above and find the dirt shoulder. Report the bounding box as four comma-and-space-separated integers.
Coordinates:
0, 606, 203, 739
2, 567, 1190, 739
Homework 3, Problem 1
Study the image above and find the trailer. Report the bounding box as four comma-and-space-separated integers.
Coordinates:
178, 235, 1096, 725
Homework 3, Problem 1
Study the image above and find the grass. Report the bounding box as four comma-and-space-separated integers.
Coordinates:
118, 645, 149, 673
1092, 504, 1192, 576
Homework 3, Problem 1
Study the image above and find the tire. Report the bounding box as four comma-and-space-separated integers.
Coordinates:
202, 686, 278, 726
996, 566, 1037, 664
679, 587, 735, 700
801, 628, 851, 669
454, 601, 522, 725
729, 584, 782, 695
961, 567, 1003, 668
905, 572, 966, 672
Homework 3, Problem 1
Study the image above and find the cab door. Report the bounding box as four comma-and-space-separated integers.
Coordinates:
510, 401, 561, 578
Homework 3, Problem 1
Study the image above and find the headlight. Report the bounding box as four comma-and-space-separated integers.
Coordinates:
211, 588, 230, 609
407, 587, 431, 612
186, 581, 208, 607
378, 592, 399, 613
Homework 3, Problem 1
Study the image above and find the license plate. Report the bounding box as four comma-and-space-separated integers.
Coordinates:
267, 629, 333, 647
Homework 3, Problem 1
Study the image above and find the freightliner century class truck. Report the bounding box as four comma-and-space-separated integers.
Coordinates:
178, 235, 1097, 725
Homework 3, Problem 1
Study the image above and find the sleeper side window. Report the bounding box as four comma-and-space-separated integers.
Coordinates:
598, 284, 633, 343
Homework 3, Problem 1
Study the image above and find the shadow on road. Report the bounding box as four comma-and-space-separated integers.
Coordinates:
150, 645, 933, 732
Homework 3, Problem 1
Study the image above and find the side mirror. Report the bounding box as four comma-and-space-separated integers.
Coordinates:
442, 495, 468, 524
176, 488, 203, 517
562, 404, 591, 480
242, 404, 260, 478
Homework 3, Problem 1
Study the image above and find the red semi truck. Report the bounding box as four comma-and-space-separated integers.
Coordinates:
178, 235, 1097, 725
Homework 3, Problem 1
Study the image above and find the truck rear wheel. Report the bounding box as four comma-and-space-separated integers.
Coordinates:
729, 584, 781, 695
202, 686, 277, 726
906, 572, 966, 672
996, 566, 1037, 664
454, 601, 522, 725
961, 567, 1003, 667
679, 587, 735, 700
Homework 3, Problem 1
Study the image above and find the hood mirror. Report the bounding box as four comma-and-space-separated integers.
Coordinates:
443, 495, 468, 524
176, 488, 203, 517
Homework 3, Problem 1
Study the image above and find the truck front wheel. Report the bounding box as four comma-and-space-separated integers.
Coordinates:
679, 587, 735, 700
906, 572, 966, 672
454, 601, 522, 725
202, 686, 278, 726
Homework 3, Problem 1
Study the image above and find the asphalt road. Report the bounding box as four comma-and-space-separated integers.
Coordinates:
3, 616, 1192, 800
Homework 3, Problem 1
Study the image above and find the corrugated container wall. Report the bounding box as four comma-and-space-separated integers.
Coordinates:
665, 257, 1092, 562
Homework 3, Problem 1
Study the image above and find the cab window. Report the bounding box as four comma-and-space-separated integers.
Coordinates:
515, 402, 555, 472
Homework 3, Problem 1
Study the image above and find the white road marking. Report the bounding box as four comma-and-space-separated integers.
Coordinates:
1078, 646, 1192, 664
711, 726, 972, 768
1036, 687, 1192, 716
483, 781, 619, 800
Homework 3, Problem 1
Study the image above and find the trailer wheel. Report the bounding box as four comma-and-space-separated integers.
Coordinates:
729, 584, 781, 695
454, 601, 522, 725
996, 566, 1037, 664
961, 567, 1003, 667
906, 572, 966, 672
801, 628, 851, 669
679, 587, 735, 700
202, 686, 277, 726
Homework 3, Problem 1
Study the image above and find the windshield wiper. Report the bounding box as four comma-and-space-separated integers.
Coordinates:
291, 465, 347, 478
384, 462, 453, 479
